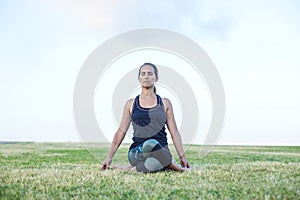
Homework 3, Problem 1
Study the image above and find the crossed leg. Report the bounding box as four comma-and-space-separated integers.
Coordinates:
133, 139, 186, 172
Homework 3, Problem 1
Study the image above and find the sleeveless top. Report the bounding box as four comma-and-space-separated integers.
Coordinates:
129, 94, 168, 150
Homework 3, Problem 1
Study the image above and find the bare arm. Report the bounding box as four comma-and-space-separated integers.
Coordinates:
164, 98, 191, 168
101, 99, 133, 170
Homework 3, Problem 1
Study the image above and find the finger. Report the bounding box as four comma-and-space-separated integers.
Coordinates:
184, 162, 188, 168
101, 164, 107, 170
184, 161, 189, 168
180, 161, 184, 167
180, 159, 186, 167
180, 161, 185, 167
186, 162, 191, 168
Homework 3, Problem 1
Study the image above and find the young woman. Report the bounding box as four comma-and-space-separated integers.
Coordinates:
101, 63, 190, 172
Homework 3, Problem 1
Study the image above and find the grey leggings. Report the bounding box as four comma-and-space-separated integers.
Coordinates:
128, 139, 172, 172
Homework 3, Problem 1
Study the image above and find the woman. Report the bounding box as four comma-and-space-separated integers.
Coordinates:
101, 63, 190, 172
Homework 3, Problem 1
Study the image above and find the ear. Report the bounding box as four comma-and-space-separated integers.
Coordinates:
155, 77, 159, 82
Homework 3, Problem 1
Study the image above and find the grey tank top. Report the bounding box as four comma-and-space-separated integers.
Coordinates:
129, 94, 168, 149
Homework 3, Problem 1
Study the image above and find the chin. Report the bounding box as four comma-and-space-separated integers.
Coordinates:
143, 85, 154, 89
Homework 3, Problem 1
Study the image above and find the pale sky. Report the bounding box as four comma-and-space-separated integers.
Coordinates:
1, 0, 299, 145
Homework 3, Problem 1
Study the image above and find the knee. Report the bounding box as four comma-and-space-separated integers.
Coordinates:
135, 158, 164, 173
142, 139, 160, 153
152, 147, 172, 167
144, 157, 164, 172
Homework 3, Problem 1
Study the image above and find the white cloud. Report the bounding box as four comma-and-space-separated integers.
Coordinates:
52, 0, 138, 30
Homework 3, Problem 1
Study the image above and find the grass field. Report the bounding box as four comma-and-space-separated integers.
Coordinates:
0, 142, 299, 199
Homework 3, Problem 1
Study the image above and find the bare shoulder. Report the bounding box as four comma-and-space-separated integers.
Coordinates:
162, 97, 173, 110
162, 97, 171, 104
126, 98, 134, 114
125, 98, 134, 108
126, 98, 134, 105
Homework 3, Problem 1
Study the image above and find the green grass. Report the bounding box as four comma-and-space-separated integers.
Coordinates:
1, 143, 299, 199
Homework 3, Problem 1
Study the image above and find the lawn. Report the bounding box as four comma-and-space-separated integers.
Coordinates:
0, 142, 299, 199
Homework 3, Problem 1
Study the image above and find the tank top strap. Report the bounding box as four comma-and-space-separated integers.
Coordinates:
157, 95, 164, 107
133, 95, 139, 108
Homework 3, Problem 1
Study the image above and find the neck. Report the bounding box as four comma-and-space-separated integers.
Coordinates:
141, 87, 155, 98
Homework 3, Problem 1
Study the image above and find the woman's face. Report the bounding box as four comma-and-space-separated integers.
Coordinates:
138, 65, 158, 88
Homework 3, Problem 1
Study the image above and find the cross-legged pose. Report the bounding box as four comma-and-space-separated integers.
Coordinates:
101, 63, 190, 172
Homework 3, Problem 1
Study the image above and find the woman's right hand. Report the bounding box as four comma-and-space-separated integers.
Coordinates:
101, 157, 112, 170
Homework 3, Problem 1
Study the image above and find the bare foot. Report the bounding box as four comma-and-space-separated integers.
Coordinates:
111, 165, 134, 171
130, 166, 137, 172
167, 160, 186, 172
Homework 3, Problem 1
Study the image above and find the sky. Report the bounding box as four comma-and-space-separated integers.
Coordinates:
0, 0, 299, 145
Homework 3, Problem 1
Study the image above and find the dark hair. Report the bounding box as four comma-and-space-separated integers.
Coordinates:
138, 63, 158, 93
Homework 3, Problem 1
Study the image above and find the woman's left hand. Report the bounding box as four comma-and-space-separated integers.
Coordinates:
180, 156, 191, 168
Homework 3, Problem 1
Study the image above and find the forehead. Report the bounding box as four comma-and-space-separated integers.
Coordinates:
140, 65, 154, 72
